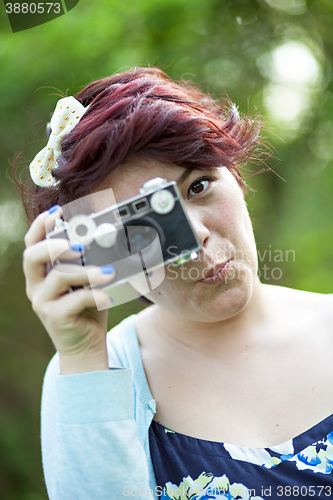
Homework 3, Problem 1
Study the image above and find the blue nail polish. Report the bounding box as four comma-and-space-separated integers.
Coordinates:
101, 265, 115, 274
48, 204, 60, 214
70, 243, 84, 252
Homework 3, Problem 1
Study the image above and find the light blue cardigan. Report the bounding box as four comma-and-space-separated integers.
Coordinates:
41, 315, 160, 499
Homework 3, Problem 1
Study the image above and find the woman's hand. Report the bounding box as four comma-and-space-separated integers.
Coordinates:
23, 206, 115, 374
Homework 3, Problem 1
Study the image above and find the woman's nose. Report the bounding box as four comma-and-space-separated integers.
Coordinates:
186, 208, 210, 248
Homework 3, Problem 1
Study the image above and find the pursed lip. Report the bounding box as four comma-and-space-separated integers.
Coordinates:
197, 260, 231, 282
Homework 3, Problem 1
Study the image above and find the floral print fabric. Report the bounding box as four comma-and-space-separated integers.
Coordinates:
149, 414, 333, 499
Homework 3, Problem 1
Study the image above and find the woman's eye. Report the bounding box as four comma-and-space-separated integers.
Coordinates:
188, 177, 211, 198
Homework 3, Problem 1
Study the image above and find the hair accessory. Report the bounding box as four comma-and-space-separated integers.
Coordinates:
29, 96, 89, 187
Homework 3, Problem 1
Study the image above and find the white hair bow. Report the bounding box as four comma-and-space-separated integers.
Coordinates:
29, 96, 89, 187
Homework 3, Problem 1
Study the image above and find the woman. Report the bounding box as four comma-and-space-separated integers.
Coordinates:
22, 68, 332, 499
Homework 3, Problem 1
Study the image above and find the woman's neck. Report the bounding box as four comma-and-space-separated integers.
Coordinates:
147, 281, 275, 358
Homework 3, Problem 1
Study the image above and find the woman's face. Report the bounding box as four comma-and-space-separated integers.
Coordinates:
97, 157, 260, 322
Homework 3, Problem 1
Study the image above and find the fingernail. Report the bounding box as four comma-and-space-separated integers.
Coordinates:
70, 243, 84, 252
48, 204, 60, 214
101, 265, 115, 274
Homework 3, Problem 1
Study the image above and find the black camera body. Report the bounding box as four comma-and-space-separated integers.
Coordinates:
46, 177, 201, 295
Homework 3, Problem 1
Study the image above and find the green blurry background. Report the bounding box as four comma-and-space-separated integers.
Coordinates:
0, 0, 332, 498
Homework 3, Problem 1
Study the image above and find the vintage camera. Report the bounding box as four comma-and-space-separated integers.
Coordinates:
46, 177, 201, 300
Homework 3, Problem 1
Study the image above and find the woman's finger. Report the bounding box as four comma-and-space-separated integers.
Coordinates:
32, 263, 116, 304
23, 237, 84, 287
54, 287, 113, 316
34, 287, 113, 330
24, 205, 62, 247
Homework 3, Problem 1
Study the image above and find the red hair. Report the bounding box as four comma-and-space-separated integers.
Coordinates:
17, 67, 265, 224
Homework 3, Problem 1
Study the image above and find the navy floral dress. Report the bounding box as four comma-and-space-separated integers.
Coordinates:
149, 414, 333, 499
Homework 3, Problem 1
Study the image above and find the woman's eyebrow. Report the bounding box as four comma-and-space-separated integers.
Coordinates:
176, 168, 195, 186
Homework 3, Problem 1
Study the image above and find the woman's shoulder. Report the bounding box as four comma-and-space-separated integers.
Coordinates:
263, 284, 332, 336
264, 283, 332, 307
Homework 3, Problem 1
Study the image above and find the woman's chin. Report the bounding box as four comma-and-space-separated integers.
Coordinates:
147, 274, 259, 323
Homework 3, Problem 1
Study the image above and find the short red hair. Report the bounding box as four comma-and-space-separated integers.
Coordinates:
19, 67, 265, 223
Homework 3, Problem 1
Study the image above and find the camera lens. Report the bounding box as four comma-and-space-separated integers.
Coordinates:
128, 226, 156, 254
125, 217, 164, 255
114, 217, 165, 271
